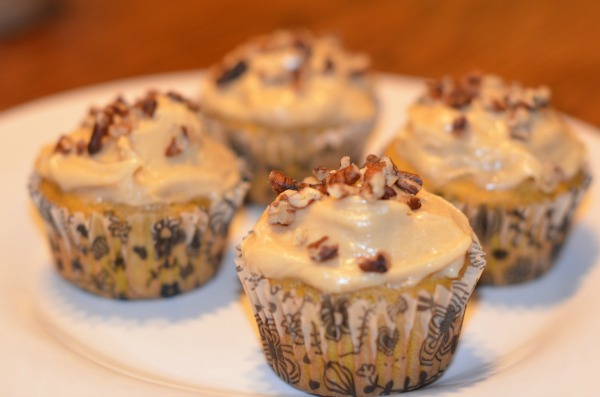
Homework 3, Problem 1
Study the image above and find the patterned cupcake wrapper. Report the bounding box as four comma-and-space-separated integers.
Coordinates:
236, 237, 486, 396
204, 114, 376, 204
450, 168, 591, 285
29, 174, 249, 299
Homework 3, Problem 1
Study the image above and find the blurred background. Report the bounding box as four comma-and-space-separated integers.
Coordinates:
1, 0, 599, 126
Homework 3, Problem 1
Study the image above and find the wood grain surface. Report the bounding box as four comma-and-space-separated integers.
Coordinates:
1, 0, 599, 127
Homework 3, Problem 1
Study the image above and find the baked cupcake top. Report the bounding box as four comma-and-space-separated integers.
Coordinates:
240, 156, 473, 293
391, 72, 586, 193
202, 29, 376, 128
35, 91, 242, 206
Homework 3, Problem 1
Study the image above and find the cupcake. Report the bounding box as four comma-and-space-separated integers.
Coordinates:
385, 72, 591, 285
202, 29, 378, 203
236, 155, 486, 395
30, 91, 249, 299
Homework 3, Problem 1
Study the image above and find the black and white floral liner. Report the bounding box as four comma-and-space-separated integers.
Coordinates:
203, 114, 376, 204
451, 169, 591, 285
236, 236, 486, 396
29, 173, 249, 299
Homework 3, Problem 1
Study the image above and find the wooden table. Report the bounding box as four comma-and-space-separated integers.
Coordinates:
1, 0, 599, 127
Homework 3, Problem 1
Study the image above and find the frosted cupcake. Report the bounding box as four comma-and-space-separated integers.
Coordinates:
236, 155, 486, 395
30, 91, 249, 299
202, 29, 377, 203
385, 72, 590, 285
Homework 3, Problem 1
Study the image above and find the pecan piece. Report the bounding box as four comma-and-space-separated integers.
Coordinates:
363, 154, 380, 167
358, 252, 391, 273
407, 196, 422, 210
88, 111, 112, 155
313, 165, 330, 182
269, 170, 300, 195
327, 183, 355, 199
508, 107, 531, 141
395, 171, 423, 195
166, 91, 201, 112
426, 79, 444, 99
381, 185, 397, 200
449, 115, 468, 136
216, 60, 248, 86
135, 95, 158, 118
307, 237, 338, 262
327, 164, 360, 186
287, 187, 323, 209
107, 96, 129, 117
444, 87, 472, 108
266, 199, 296, 226
165, 137, 183, 157
361, 168, 386, 200
54, 135, 74, 154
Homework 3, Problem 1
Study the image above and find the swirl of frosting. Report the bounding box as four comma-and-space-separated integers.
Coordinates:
240, 156, 473, 293
390, 72, 586, 193
35, 92, 241, 206
202, 29, 376, 127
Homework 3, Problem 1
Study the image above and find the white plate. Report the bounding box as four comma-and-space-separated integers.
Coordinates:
1, 71, 598, 397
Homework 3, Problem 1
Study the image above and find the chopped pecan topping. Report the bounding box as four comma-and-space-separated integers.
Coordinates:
266, 199, 296, 226
165, 137, 184, 157
382, 185, 397, 199
426, 75, 477, 108
313, 165, 330, 182
216, 60, 248, 86
81, 91, 198, 156
449, 115, 468, 136
483, 97, 508, 112
327, 183, 355, 199
363, 157, 398, 188
135, 95, 158, 118
459, 71, 482, 96
407, 196, 422, 210
531, 86, 551, 108
307, 236, 338, 262
286, 188, 323, 209
358, 252, 391, 273
445, 87, 473, 108
107, 96, 129, 117
167, 91, 201, 112
508, 107, 532, 141
426, 80, 444, 99
267, 155, 424, 217
54, 135, 74, 154
88, 110, 112, 155
361, 171, 386, 199
395, 171, 423, 195
363, 154, 380, 166
327, 164, 360, 186
269, 170, 301, 195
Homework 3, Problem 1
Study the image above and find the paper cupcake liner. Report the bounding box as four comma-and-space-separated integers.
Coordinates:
204, 114, 376, 204
448, 169, 591, 285
236, 237, 486, 395
29, 174, 249, 299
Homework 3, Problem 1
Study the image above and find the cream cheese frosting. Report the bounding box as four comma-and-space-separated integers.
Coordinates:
35, 92, 241, 206
240, 156, 473, 293
391, 73, 586, 193
202, 30, 376, 128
